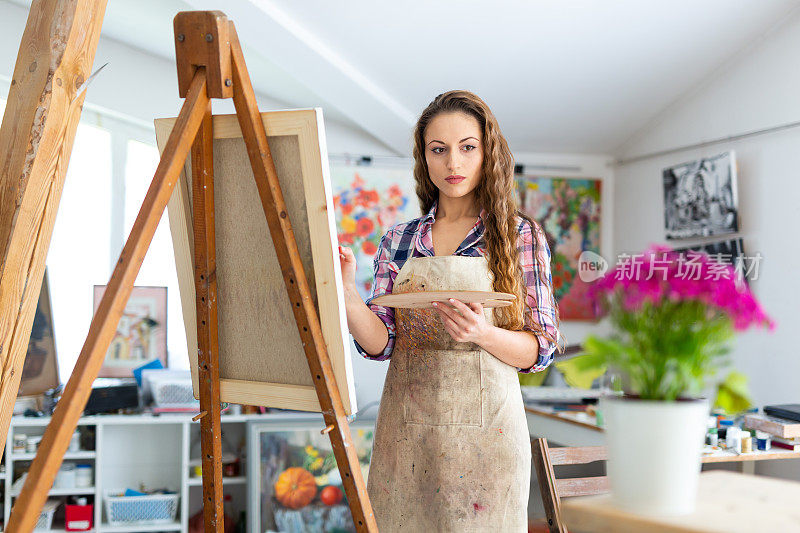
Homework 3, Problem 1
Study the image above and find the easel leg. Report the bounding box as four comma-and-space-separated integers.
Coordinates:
5, 70, 210, 532
190, 80, 225, 532
228, 25, 378, 532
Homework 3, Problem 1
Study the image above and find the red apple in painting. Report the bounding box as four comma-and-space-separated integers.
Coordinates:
320, 485, 343, 506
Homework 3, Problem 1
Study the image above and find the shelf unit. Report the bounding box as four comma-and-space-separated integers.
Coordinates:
1, 413, 268, 532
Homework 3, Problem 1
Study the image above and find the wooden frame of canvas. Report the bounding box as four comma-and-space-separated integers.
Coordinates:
154, 109, 357, 415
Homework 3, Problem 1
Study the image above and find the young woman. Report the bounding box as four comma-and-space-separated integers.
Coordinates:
339, 90, 563, 531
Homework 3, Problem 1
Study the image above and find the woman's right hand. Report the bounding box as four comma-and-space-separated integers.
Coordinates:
338, 245, 357, 290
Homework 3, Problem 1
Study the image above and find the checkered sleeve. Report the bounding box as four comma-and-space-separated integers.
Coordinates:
517, 220, 561, 373
352, 229, 397, 361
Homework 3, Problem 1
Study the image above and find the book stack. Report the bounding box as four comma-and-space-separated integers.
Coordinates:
744, 413, 800, 451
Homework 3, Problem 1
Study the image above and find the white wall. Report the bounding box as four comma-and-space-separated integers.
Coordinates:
1, 2, 619, 413
613, 9, 800, 480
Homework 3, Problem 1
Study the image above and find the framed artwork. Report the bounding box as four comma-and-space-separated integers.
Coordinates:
20, 268, 59, 396
673, 238, 744, 266
248, 414, 376, 533
673, 238, 748, 284
93, 285, 167, 377
663, 151, 739, 239
515, 175, 603, 320
156, 110, 358, 415
331, 163, 419, 301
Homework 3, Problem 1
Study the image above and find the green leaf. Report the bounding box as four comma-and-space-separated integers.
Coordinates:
518, 366, 549, 387
714, 371, 753, 415
555, 355, 607, 389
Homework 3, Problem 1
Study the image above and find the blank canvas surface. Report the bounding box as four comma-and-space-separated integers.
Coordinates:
189, 136, 317, 386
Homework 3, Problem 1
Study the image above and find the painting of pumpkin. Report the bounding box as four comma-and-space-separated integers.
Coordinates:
274, 467, 317, 509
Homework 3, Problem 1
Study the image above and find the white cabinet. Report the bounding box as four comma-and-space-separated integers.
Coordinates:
2, 413, 268, 532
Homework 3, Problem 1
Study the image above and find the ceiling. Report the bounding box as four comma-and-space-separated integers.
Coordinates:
9, 0, 800, 156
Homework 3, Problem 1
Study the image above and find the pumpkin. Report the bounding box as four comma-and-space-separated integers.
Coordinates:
274, 467, 317, 509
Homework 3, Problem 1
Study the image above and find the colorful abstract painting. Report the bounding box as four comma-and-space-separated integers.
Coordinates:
331, 165, 419, 300
515, 176, 602, 320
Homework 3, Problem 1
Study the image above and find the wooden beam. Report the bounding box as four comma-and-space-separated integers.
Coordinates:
190, 76, 225, 531
555, 476, 610, 498
6, 70, 210, 532
549, 445, 608, 466
0, 0, 108, 460
174, 10, 233, 99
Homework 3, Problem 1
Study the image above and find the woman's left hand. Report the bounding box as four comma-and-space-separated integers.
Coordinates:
432, 298, 490, 344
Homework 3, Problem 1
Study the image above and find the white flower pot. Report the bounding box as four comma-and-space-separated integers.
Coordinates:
600, 395, 709, 516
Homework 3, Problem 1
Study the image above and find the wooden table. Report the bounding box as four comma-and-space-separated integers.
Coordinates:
525, 404, 800, 472
561, 470, 800, 532
525, 404, 604, 447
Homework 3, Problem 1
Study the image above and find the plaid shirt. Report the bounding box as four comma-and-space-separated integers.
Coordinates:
353, 198, 560, 373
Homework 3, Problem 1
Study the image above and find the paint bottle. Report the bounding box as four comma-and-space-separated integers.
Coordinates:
718, 419, 733, 441
13, 434, 27, 453
26, 435, 43, 453
69, 430, 81, 452
706, 427, 718, 447
755, 430, 771, 451
726, 426, 741, 453
741, 433, 752, 453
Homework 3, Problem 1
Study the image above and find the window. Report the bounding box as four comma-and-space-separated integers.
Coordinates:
1, 92, 189, 381
124, 139, 188, 371
46, 122, 112, 378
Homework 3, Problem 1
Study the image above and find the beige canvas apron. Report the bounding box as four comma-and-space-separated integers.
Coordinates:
367, 255, 530, 532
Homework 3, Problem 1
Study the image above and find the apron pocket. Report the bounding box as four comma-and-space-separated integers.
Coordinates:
403, 349, 483, 426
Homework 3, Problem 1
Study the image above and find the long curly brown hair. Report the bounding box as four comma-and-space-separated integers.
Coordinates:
412, 90, 563, 352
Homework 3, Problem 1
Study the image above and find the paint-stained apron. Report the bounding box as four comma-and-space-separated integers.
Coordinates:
367, 255, 530, 532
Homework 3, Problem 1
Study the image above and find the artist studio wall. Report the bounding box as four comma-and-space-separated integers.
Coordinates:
613, 8, 800, 481
0, 0, 620, 411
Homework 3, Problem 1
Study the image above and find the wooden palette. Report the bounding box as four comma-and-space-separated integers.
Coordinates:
371, 290, 516, 309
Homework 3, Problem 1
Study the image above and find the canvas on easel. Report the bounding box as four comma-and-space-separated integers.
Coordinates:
154, 110, 357, 415
19, 269, 59, 396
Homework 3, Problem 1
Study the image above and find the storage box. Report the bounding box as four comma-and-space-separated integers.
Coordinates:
142, 369, 198, 409
35, 500, 59, 530
104, 490, 179, 525
65, 503, 94, 531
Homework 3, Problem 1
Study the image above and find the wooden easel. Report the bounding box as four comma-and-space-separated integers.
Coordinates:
6, 11, 377, 532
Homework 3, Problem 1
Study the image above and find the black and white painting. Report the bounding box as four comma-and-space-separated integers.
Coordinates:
673, 238, 749, 284
663, 151, 739, 239
673, 238, 744, 267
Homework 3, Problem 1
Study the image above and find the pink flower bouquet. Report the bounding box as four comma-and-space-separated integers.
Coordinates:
581, 244, 774, 401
